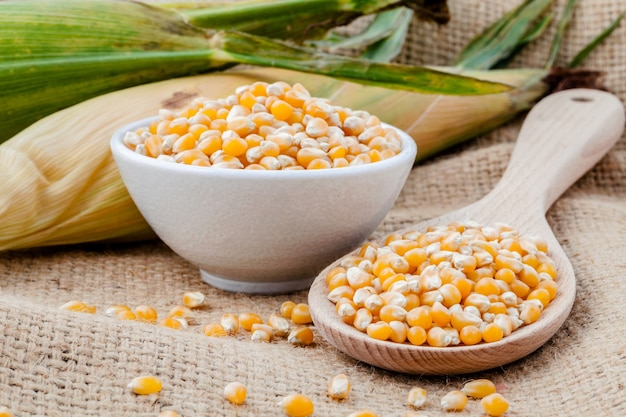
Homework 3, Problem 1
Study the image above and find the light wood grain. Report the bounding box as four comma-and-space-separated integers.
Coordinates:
308, 89, 625, 375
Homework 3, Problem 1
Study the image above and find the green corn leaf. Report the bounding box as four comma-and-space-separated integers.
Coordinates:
360, 8, 415, 62
568, 11, 625, 68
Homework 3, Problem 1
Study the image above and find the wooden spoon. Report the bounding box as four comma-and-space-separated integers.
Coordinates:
308, 88, 625, 375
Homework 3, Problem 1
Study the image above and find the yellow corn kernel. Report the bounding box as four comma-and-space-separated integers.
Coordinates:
406, 306, 432, 330
464, 293, 491, 313
346, 410, 378, 417
280, 393, 314, 417
328, 373, 351, 400
291, 303, 313, 325
450, 311, 483, 331
389, 320, 408, 343
0, 407, 14, 417
158, 410, 180, 417
438, 283, 462, 307
158, 317, 184, 329
510, 279, 530, 298
406, 387, 427, 409
537, 278, 558, 300
182, 291, 205, 308
336, 299, 357, 324
328, 272, 350, 291
60, 300, 96, 314
519, 300, 543, 324
268, 312, 291, 337
353, 308, 373, 332
459, 325, 482, 345
430, 302, 451, 328
133, 305, 157, 323
270, 99, 294, 121
494, 254, 523, 274
407, 325, 427, 346
426, 327, 452, 347
116, 309, 137, 321
482, 322, 504, 343
250, 328, 272, 342
527, 288, 551, 308
197, 135, 222, 156
452, 277, 474, 300
328, 285, 356, 304
220, 313, 239, 334
287, 326, 314, 346
378, 304, 408, 323
280, 301, 296, 318
474, 277, 501, 297
366, 321, 392, 341
224, 381, 247, 405
480, 393, 510, 416
203, 322, 227, 337
168, 305, 195, 323
104, 304, 131, 317
461, 379, 497, 398
238, 312, 264, 331
467, 266, 496, 281
440, 390, 468, 412
127, 375, 162, 395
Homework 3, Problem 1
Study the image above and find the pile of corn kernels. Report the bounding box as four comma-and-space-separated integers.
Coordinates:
123, 81, 403, 170
326, 220, 558, 346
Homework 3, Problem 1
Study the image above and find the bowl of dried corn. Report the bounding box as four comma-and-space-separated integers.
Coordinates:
110, 81, 417, 294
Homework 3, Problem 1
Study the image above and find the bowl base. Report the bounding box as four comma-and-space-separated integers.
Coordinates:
200, 269, 315, 294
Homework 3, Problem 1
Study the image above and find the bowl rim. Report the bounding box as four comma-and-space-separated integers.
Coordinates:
110, 117, 417, 179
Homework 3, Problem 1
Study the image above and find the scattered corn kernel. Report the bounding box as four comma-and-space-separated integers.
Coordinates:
203, 322, 228, 337
406, 387, 427, 409
167, 305, 195, 323
182, 291, 205, 308
105, 304, 131, 317
158, 317, 184, 330
287, 326, 314, 346
220, 313, 240, 334
134, 305, 158, 323
0, 407, 14, 417
116, 309, 137, 321
268, 312, 291, 337
328, 373, 351, 400
224, 381, 247, 405
280, 393, 314, 417
239, 312, 264, 331
158, 410, 180, 417
346, 410, 378, 417
280, 301, 297, 318
59, 300, 96, 314
127, 375, 162, 395
440, 390, 468, 411
291, 303, 313, 325
461, 379, 497, 398
480, 393, 510, 416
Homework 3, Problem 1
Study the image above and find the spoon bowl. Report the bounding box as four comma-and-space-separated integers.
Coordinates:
308, 89, 625, 374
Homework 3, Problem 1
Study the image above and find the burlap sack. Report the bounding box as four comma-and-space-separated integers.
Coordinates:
1, 0, 625, 415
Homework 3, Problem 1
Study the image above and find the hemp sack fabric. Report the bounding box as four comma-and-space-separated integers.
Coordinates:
1, 0, 625, 415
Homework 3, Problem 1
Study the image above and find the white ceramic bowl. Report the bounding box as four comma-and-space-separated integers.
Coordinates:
110, 117, 417, 294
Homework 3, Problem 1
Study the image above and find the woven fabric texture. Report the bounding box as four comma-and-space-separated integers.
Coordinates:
1, 0, 625, 415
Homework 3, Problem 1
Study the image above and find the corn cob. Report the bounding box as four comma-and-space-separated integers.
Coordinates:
0, 0, 503, 144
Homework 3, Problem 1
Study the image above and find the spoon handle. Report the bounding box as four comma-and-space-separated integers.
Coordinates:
487, 88, 624, 217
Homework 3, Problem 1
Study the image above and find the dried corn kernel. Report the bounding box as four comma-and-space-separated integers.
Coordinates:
268, 312, 291, 337
280, 393, 314, 417
224, 381, 247, 405
346, 410, 378, 417
127, 375, 162, 395
461, 379, 497, 398
406, 387, 427, 409
0, 407, 14, 417
288, 326, 315, 346
134, 305, 157, 323
116, 309, 137, 321
291, 303, 313, 325
167, 305, 195, 323
220, 313, 239, 334
280, 301, 296, 318
440, 390, 468, 411
239, 312, 264, 331
158, 317, 184, 329
328, 373, 351, 400
59, 300, 96, 314
158, 410, 180, 417
203, 322, 227, 337
480, 393, 510, 416
105, 305, 131, 317
182, 291, 205, 308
